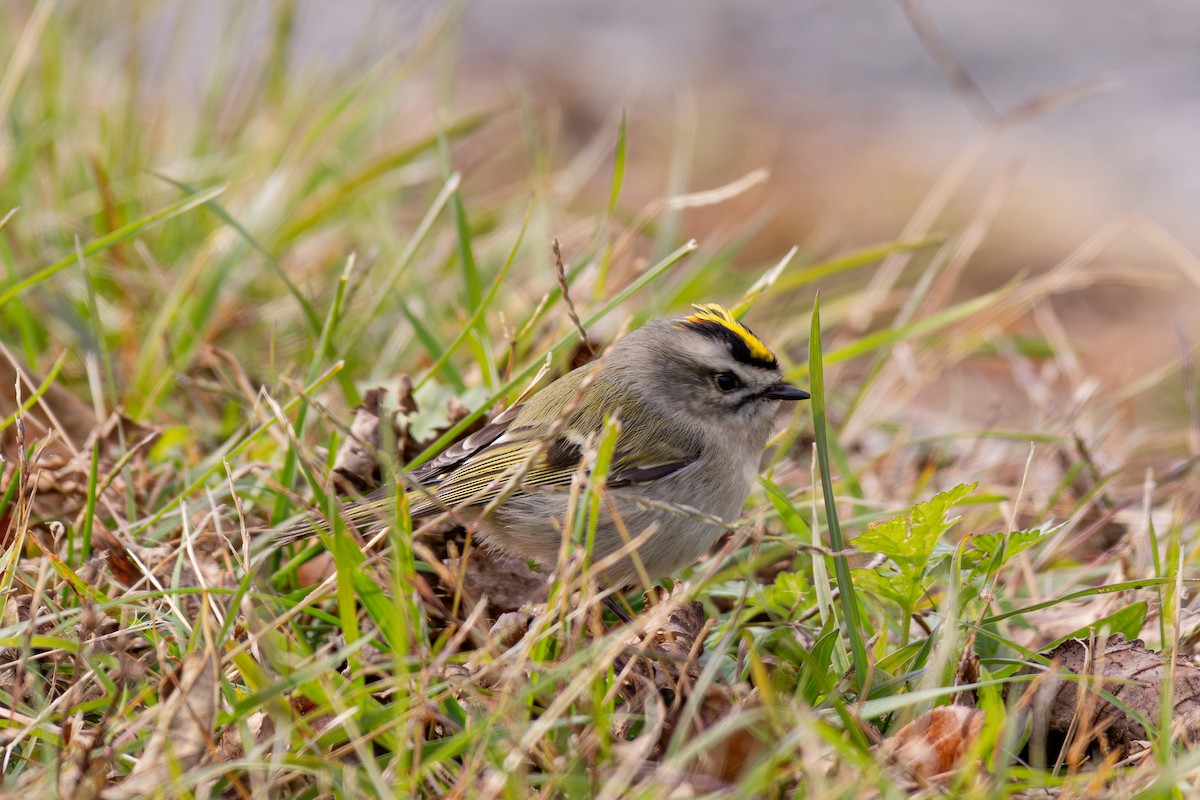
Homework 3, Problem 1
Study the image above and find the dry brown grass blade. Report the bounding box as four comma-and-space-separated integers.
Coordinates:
102, 649, 220, 800
845, 215, 1155, 442
896, 0, 999, 126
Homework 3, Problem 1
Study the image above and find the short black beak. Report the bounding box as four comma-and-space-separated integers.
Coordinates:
762, 383, 811, 401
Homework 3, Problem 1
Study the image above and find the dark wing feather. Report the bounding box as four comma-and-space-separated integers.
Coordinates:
275, 404, 525, 544
406, 368, 705, 515
407, 433, 699, 518
608, 459, 693, 486
409, 403, 523, 484
544, 437, 694, 487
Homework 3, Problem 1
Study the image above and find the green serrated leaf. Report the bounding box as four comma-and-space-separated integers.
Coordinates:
762, 571, 813, 614
851, 568, 915, 609
969, 527, 1053, 559
855, 483, 977, 569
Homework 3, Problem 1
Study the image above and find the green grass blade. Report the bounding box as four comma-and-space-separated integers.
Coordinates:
774, 237, 942, 292
270, 255, 356, 525
345, 172, 462, 352
147, 170, 322, 335
414, 199, 533, 392
0, 184, 227, 308
825, 286, 1005, 368
809, 292, 869, 691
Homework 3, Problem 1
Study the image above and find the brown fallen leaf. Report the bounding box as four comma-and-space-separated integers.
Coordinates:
218, 710, 274, 762
644, 590, 708, 665
102, 650, 220, 800
879, 705, 986, 783
329, 376, 483, 499
1017, 633, 1200, 757
94, 528, 230, 606
0, 345, 161, 564
488, 605, 538, 650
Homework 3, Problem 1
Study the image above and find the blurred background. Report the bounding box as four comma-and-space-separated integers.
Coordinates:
134, 0, 1200, 389
153, 0, 1200, 240
3, 0, 1198, 465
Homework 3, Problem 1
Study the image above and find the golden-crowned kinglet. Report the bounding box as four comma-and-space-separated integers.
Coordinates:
285, 304, 808, 589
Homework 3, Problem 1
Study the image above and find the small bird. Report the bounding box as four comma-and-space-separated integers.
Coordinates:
283, 304, 808, 590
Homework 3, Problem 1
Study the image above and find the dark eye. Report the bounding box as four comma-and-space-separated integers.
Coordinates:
714, 372, 741, 392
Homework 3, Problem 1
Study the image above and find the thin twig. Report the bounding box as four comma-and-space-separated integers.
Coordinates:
552, 239, 592, 358
896, 0, 999, 126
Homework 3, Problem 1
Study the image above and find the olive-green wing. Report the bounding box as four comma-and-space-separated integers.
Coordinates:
276, 364, 701, 542
407, 429, 701, 518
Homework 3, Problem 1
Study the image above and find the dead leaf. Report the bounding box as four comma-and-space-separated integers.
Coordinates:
880, 705, 986, 782
0, 346, 97, 453
218, 710, 273, 762
489, 606, 537, 649
1018, 633, 1200, 755
644, 591, 707, 665
614, 588, 758, 783
96, 530, 229, 604
55, 716, 110, 800
330, 376, 481, 498
332, 387, 387, 494
0, 343, 158, 530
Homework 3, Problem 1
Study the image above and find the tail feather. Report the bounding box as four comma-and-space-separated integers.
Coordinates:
275, 493, 403, 547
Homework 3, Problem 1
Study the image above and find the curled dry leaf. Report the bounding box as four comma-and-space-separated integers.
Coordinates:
218, 710, 273, 762
56, 746, 108, 800
103, 649, 220, 800
54, 712, 112, 800
879, 705, 986, 783
436, 664, 500, 734
954, 650, 981, 706
0, 410, 158, 531
94, 529, 230, 604
489, 605, 537, 649
0, 347, 159, 552
614, 593, 708, 700
1018, 633, 1200, 753
644, 592, 708, 665
0, 347, 98, 453
332, 387, 387, 494
330, 376, 483, 498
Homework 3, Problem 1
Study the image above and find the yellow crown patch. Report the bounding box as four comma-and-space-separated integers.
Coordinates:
679, 303, 777, 367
